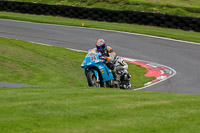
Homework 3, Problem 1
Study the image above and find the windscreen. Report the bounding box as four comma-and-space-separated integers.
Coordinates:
86, 49, 98, 57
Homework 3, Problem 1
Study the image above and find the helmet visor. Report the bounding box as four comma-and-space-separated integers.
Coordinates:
97, 45, 105, 52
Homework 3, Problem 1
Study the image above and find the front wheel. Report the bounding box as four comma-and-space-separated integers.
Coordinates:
87, 71, 100, 87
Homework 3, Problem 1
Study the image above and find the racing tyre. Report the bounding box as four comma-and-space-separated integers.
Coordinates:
106, 79, 114, 88
87, 71, 100, 87
126, 83, 132, 90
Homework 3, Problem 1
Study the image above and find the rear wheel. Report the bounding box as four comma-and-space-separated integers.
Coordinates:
87, 71, 100, 87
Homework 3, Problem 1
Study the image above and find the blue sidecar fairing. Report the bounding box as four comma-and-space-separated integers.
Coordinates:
81, 49, 113, 82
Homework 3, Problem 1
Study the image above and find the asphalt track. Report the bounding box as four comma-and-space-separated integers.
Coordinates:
0, 19, 200, 94
0, 82, 38, 87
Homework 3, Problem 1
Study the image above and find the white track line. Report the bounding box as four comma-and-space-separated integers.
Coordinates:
31, 42, 177, 91
1, 18, 200, 46
123, 57, 176, 91
134, 62, 176, 91
0, 36, 176, 91
0, 18, 181, 90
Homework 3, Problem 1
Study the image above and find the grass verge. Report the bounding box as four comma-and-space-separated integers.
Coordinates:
1, 12, 200, 44
0, 6, 200, 132
0, 37, 200, 132
1, 86, 200, 133
12, 0, 200, 17
1, 38, 200, 133
0, 37, 154, 88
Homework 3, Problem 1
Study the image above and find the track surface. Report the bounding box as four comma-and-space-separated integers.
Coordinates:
0, 19, 200, 94
0, 82, 38, 87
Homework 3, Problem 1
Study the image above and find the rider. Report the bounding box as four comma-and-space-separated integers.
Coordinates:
96, 39, 117, 70
95, 39, 132, 89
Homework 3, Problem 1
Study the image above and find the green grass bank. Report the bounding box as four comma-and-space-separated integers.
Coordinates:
0, 37, 154, 88
12, 0, 200, 17
1, 12, 200, 44
1, 86, 200, 133
1, 37, 200, 133
1, 2, 200, 132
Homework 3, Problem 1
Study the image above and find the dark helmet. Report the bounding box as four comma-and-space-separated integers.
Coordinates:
96, 39, 106, 53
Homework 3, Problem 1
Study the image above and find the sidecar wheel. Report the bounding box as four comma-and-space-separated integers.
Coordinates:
87, 71, 100, 87
107, 79, 114, 88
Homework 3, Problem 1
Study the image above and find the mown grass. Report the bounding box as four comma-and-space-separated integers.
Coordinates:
12, 0, 200, 17
1, 77, 200, 132
0, 37, 154, 88
1, 12, 200, 44
1, 9, 200, 132
1, 35, 200, 133
0, 37, 86, 87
